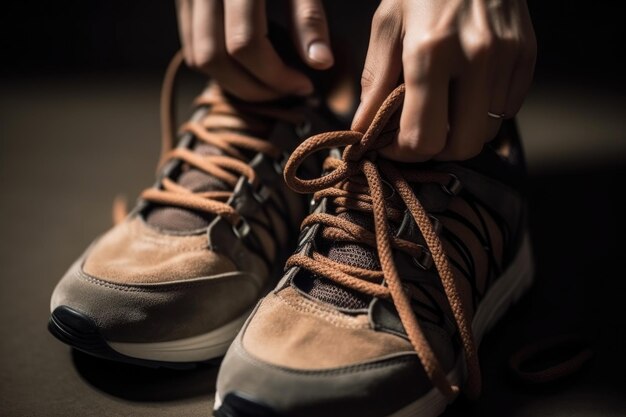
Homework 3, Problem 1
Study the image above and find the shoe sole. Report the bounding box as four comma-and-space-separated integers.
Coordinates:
214, 232, 534, 416
48, 305, 249, 368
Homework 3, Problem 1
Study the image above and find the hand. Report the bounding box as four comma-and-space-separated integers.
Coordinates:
175, 0, 334, 102
353, 0, 537, 161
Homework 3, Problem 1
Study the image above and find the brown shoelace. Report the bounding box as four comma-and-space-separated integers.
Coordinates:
140, 51, 305, 226
284, 84, 481, 400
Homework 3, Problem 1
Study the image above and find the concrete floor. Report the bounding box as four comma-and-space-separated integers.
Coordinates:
0, 75, 625, 416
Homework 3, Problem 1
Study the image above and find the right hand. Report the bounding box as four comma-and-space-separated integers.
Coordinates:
352, 0, 536, 162
176, 0, 334, 101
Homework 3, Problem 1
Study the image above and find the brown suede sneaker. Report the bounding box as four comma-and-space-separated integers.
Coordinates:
48, 53, 338, 368
214, 84, 533, 415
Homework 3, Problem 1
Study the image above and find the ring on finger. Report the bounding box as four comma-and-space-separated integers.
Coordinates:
487, 111, 507, 119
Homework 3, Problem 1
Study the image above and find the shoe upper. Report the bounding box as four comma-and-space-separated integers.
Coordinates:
50, 78, 339, 343
216, 84, 528, 416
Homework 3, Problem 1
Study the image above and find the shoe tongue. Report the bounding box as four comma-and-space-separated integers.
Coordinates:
145, 139, 231, 231
304, 211, 381, 310
145, 83, 284, 232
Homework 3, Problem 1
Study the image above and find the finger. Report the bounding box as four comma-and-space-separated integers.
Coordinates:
439, 36, 494, 161
190, 0, 222, 70
504, 59, 534, 117
504, 37, 537, 117
290, 0, 333, 70
175, 0, 193, 64
351, 4, 402, 133
380, 33, 453, 162
504, 4, 537, 117
486, 37, 518, 140
191, 0, 279, 101
224, 0, 313, 96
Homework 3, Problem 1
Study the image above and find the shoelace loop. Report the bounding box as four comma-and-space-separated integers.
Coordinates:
141, 51, 304, 226
284, 84, 481, 400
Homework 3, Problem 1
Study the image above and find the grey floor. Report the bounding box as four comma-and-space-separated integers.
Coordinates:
1, 75, 625, 416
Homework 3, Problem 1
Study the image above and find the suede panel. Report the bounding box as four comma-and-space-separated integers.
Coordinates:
218, 326, 443, 417
241, 287, 417, 370
83, 217, 236, 284
51, 258, 261, 342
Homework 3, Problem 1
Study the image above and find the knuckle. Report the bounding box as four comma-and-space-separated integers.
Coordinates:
360, 66, 378, 92
183, 54, 195, 68
372, 7, 394, 28
402, 33, 450, 72
419, 137, 447, 157
396, 131, 420, 153
372, 3, 403, 36
193, 44, 220, 68
298, 5, 326, 28
466, 30, 496, 60
416, 33, 450, 55
226, 31, 256, 57
399, 130, 446, 157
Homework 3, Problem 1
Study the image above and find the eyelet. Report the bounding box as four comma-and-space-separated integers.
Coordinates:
412, 249, 433, 270
429, 215, 442, 235
253, 184, 270, 203
441, 174, 462, 196
295, 227, 311, 252
232, 218, 250, 238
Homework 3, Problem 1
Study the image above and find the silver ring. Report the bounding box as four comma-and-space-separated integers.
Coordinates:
487, 111, 506, 119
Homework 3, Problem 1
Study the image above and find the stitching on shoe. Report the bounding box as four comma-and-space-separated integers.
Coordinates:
128, 218, 208, 252
275, 290, 369, 329
76, 268, 251, 292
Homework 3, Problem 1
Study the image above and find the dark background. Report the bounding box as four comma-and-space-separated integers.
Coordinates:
1, 1, 625, 416
2, 1, 625, 84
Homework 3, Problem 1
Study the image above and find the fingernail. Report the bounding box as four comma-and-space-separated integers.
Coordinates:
308, 42, 334, 67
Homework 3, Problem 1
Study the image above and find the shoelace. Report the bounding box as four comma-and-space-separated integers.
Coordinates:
139, 51, 305, 226
283, 84, 480, 400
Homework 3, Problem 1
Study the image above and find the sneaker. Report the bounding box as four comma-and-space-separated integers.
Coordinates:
214, 84, 534, 415
48, 53, 338, 368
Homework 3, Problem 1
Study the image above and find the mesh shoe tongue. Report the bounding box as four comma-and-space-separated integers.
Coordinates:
304, 211, 380, 310
145, 140, 230, 231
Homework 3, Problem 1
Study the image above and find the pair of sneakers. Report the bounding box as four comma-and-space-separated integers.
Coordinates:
49, 56, 533, 417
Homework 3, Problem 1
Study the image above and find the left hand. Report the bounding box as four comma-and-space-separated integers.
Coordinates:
175, 0, 334, 101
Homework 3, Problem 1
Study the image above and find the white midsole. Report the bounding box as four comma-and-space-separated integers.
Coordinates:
387, 232, 534, 417
107, 309, 252, 362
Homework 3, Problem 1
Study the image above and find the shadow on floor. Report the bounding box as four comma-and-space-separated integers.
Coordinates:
72, 349, 220, 402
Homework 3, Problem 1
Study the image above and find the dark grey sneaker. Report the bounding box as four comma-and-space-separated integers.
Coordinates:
48, 54, 339, 368
214, 85, 533, 415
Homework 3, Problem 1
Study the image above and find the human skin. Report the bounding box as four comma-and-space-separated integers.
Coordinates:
175, 0, 536, 162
